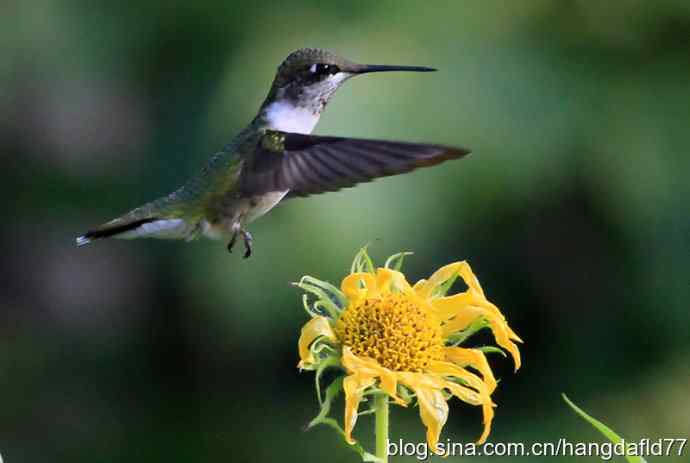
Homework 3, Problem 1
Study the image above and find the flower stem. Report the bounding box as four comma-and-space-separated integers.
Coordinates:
374, 393, 389, 463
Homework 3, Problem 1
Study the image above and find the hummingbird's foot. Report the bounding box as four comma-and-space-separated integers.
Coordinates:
240, 229, 253, 259
227, 231, 238, 253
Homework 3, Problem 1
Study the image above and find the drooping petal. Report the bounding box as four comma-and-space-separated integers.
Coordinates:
396, 373, 449, 452
343, 373, 376, 444
444, 347, 497, 393
417, 387, 449, 452
436, 295, 522, 371
478, 400, 495, 444
506, 324, 523, 343
455, 261, 486, 298
426, 361, 485, 405
433, 291, 504, 323
399, 367, 495, 446
449, 380, 494, 445
428, 361, 483, 391
426, 361, 495, 445
341, 272, 378, 302
442, 305, 521, 371
298, 316, 336, 369
342, 347, 405, 405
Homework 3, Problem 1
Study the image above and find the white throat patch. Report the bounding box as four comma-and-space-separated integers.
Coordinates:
264, 100, 319, 134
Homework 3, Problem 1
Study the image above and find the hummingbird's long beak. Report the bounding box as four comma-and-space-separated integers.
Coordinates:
352, 64, 437, 74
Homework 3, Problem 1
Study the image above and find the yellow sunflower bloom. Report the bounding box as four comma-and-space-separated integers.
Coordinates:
296, 249, 521, 459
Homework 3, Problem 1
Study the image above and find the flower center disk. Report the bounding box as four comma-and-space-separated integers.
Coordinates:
336, 293, 444, 372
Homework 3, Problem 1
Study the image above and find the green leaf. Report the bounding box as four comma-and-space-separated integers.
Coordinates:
562, 394, 648, 463
317, 418, 383, 463
384, 251, 413, 271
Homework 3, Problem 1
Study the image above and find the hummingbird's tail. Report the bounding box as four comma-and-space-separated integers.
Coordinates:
76, 196, 196, 246
75, 217, 161, 246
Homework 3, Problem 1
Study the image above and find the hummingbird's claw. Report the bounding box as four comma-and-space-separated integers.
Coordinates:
241, 229, 253, 259
227, 232, 238, 253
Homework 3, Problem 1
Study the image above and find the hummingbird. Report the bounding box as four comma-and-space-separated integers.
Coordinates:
76, 48, 470, 258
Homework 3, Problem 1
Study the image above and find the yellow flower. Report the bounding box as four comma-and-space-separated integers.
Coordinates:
297, 250, 522, 454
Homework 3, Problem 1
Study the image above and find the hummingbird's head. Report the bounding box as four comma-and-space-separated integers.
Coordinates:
258, 48, 436, 134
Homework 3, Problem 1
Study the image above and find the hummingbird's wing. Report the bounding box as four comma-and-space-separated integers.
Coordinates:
240, 131, 470, 197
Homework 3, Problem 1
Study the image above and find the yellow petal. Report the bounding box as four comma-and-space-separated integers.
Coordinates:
507, 324, 523, 343
437, 299, 522, 371
433, 291, 503, 322
297, 316, 336, 369
431, 291, 479, 321
444, 347, 498, 393
395, 373, 448, 453
437, 307, 477, 334
448, 379, 494, 445
343, 373, 376, 444
443, 306, 521, 371
431, 262, 522, 345
375, 268, 414, 295
478, 400, 495, 444
417, 387, 449, 452
341, 272, 378, 302
413, 262, 463, 299
426, 361, 486, 405
397, 363, 484, 402
342, 347, 405, 405
426, 362, 495, 445
455, 261, 486, 298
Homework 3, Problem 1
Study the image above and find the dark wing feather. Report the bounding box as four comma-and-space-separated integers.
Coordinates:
240, 131, 470, 198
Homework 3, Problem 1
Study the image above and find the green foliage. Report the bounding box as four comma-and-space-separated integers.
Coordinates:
307, 377, 382, 463
563, 394, 648, 463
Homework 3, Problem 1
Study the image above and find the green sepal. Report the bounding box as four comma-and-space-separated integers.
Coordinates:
307, 377, 382, 463
351, 246, 375, 274
476, 346, 507, 357
293, 277, 342, 319
308, 376, 343, 429
433, 270, 460, 297
300, 275, 347, 308
384, 251, 413, 271
301, 339, 338, 372
562, 394, 648, 463
300, 294, 318, 319
446, 317, 491, 346
397, 384, 416, 404
315, 356, 341, 405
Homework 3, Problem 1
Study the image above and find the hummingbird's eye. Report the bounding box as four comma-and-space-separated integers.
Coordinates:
308, 63, 341, 77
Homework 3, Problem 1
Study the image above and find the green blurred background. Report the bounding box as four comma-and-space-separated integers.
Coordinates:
1, 1, 689, 461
